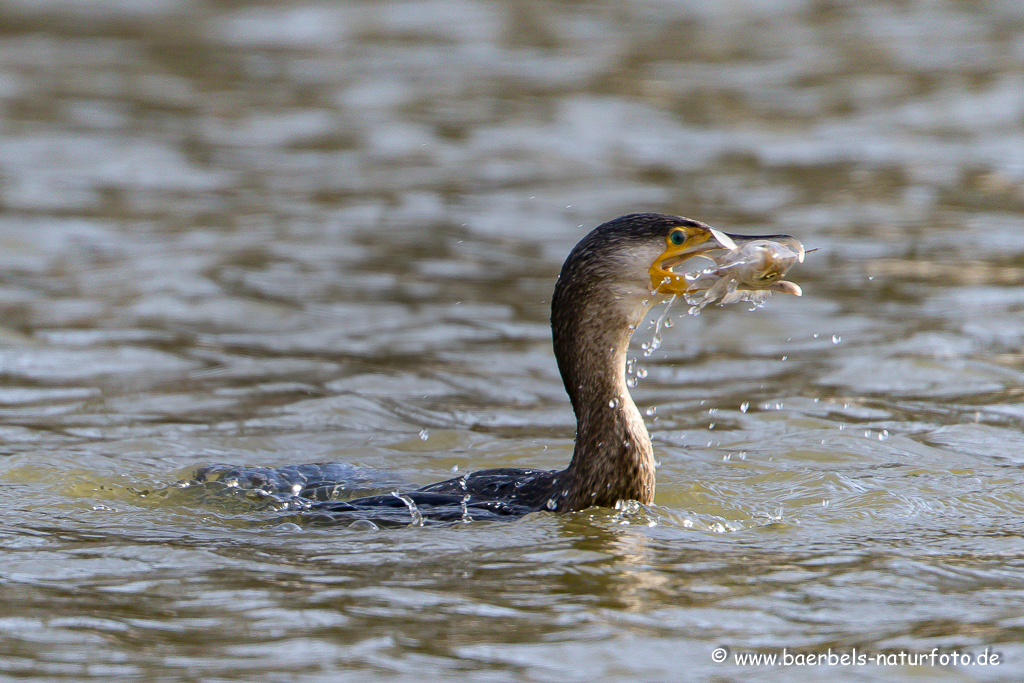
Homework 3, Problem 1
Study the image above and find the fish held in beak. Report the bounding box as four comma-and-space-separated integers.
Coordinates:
683, 235, 806, 313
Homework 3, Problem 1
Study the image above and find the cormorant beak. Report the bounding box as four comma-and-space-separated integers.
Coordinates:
649, 227, 805, 296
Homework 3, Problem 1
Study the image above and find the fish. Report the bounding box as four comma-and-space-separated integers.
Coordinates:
683, 233, 805, 313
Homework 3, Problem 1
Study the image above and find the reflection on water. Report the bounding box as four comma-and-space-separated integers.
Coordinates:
1, 0, 1024, 680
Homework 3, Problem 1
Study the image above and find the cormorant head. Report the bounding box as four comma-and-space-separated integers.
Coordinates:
645, 216, 803, 297
553, 213, 804, 322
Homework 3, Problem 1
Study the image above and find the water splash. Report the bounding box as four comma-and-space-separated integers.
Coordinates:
391, 491, 424, 526
644, 294, 677, 358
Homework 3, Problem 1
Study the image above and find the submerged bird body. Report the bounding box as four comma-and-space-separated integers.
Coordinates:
194, 214, 803, 523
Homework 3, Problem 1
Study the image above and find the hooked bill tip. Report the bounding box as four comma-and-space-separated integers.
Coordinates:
775, 281, 802, 297
709, 228, 737, 251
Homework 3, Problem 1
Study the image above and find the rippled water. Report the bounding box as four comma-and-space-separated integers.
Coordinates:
2, 0, 1024, 681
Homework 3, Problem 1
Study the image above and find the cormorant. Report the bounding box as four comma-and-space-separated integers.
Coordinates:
194, 213, 804, 524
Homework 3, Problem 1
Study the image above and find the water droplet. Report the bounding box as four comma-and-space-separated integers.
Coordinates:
609, 397, 620, 409
419, 429, 429, 441
348, 519, 379, 531
663, 318, 674, 329
813, 333, 819, 339
626, 377, 638, 388
546, 498, 557, 510
781, 355, 788, 361
636, 367, 648, 379
832, 334, 842, 345
740, 402, 750, 413
643, 337, 662, 357
709, 423, 715, 430
450, 464, 459, 473
645, 406, 657, 417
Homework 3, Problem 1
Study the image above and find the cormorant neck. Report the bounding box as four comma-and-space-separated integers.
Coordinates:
550, 267, 658, 511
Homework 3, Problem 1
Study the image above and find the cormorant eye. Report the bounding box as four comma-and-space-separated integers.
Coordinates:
669, 229, 687, 246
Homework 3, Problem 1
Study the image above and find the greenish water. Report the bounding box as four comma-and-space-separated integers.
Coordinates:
1, 0, 1023, 681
